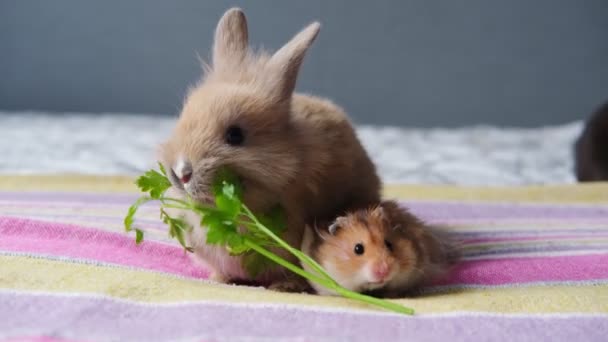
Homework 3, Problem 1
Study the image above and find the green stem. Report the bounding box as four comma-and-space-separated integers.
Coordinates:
244, 238, 414, 315
240, 206, 337, 284
334, 287, 414, 315
160, 197, 196, 208
243, 239, 330, 287
160, 197, 226, 217
241, 205, 414, 315
160, 203, 191, 211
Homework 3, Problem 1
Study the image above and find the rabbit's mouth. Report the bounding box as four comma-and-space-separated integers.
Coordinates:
184, 181, 213, 203
190, 176, 247, 203
167, 170, 213, 205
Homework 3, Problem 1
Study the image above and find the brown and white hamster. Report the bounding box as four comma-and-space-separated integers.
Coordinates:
575, 100, 608, 181
158, 8, 380, 289
301, 200, 455, 297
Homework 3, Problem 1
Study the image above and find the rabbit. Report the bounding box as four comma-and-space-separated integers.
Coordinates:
575, 100, 608, 182
158, 8, 381, 291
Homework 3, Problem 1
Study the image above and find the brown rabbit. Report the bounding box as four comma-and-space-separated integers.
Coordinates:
575, 100, 608, 182
159, 8, 381, 290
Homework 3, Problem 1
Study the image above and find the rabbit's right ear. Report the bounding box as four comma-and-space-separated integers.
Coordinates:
212, 7, 249, 72
265, 22, 321, 101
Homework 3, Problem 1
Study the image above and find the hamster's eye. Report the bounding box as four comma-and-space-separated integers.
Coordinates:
354, 243, 365, 255
225, 125, 245, 146
384, 239, 393, 252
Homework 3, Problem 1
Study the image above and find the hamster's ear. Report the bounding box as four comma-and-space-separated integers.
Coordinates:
371, 206, 386, 221
266, 22, 320, 101
212, 7, 249, 72
328, 216, 346, 235
328, 222, 339, 235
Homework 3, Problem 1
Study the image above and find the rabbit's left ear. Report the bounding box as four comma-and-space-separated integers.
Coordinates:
266, 22, 321, 101
212, 8, 249, 72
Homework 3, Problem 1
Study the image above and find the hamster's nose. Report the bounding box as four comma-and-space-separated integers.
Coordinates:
175, 159, 193, 184
372, 263, 390, 281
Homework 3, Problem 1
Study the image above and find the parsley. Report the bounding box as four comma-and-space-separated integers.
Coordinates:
124, 165, 414, 315
135, 167, 171, 199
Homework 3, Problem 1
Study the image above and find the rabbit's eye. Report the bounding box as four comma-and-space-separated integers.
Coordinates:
225, 125, 245, 146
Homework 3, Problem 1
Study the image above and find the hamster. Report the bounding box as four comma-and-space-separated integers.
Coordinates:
158, 8, 381, 290
301, 200, 455, 297
575, 100, 608, 181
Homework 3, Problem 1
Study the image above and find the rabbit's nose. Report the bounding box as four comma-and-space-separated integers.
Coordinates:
175, 159, 193, 184
180, 170, 192, 184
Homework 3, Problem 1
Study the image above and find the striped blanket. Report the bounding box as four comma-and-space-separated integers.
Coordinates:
0, 176, 607, 342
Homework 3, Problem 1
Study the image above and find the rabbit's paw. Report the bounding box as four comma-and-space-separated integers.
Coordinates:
208, 272, 227, 284
268, 279, 311, 293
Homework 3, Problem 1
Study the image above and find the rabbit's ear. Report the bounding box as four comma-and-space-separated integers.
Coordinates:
266, 22, 320, 101
212, 7, 249, 71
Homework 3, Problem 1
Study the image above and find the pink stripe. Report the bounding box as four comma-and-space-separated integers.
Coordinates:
435, 253, 608, 286
0, 216, 209, 279
2, 216, 607, 287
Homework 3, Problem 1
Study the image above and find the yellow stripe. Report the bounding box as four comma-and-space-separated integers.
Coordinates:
0, 175, 138, 193
1, 255, 606, 314
384, 183, 608, 203
1, 175, 607, 203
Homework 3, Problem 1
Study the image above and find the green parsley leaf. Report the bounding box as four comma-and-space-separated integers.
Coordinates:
158, 162, 168, 176
226, 233, 249, 255
172, 222, 188, 250
135, 229, 144, 244
215, 192, 241, 219
124, 196, 153, 232
124, 205, 136, 232
135, 169, 171, 199
202, 211, 236, 245
227, 243, 250, 255
206, 225, 230, 245
160, 209, 193, 251
212, 167, 242, 198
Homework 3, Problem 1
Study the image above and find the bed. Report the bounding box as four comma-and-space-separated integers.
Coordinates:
1, 111, 606, 342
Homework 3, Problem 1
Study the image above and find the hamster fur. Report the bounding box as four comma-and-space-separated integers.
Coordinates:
301, 200, 456, 297
575, 100, 608, 181
158, 8, 380, 289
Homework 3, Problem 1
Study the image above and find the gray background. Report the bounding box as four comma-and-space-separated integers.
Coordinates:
1, 0, 607, 127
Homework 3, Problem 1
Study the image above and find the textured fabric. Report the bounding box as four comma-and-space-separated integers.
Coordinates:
0, 111, 582, 185
0, 176, 607, 341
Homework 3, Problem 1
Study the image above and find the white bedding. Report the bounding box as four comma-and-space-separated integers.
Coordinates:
0, 111, 582, 185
